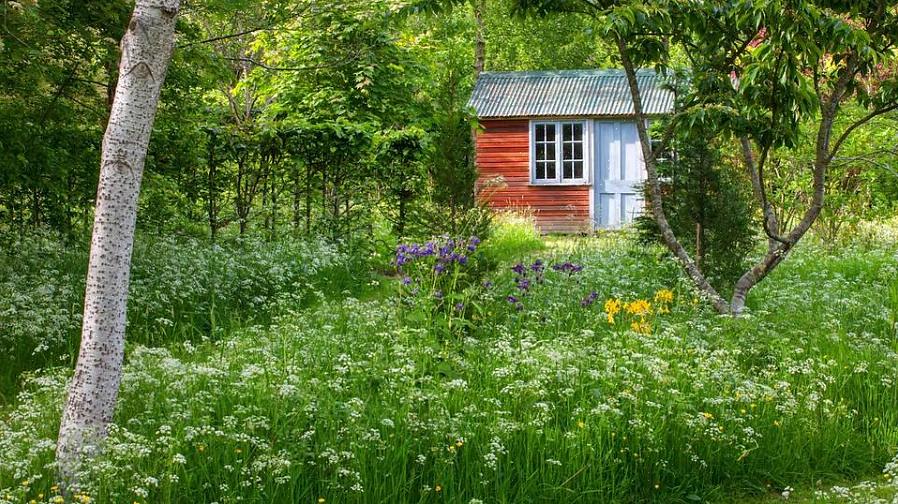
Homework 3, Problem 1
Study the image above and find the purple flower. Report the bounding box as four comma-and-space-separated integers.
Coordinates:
401, 276, 412, 286
506, 295, 519, 304
434, 290, 444, 300
434, 263, 446, 274
531, 259, 544, 272
516, 278, 531, 291
457, 255, 468, 265
552, 262, 584, 274
483, 280, 493, 289
580, 291, 598, 307
454, 302, 465, 312
469, 236, 481, 245
511, 263, 526, 275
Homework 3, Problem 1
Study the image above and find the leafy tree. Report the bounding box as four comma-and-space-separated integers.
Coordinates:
514, 0, 898, 314
636, 133, 756, 295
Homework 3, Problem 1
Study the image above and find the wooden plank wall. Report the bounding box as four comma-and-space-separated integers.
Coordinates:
475, 119, 590, 233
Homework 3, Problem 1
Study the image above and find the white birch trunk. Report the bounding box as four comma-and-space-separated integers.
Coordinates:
56, 0, 180, 485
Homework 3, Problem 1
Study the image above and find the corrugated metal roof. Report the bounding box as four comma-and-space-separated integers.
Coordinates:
468, 69, 674, 119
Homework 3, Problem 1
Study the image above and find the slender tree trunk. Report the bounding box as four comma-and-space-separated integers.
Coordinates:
473, 0, 486, 76
615, 36, 731, 314
56, 0, 180, 486
207, 141, 219, 243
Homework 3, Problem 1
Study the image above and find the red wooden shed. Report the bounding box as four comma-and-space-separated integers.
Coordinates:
468, 69, 674, 233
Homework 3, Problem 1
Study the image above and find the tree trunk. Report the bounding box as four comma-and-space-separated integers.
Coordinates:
56, 0, 180, 486
615, 36, 731, 314
473, 0, 486, 76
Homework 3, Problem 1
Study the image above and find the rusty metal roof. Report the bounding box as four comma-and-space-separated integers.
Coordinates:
468, 69, 674, 119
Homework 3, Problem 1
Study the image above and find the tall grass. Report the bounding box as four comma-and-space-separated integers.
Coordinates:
0, 233, 370, 402
1, 231, 897, 503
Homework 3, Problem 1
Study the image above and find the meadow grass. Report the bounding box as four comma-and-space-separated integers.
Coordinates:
1, 225, 897, 503
0, 233, 371, 403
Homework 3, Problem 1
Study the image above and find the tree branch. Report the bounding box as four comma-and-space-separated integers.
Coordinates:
828, 101, 898, 161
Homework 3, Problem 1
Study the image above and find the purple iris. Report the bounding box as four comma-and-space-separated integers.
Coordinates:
506, 295, 519, 304
531, 260, 544, 272
434, 290, 444, 300
457, 255, 468, 265
454, 302, 464, 312
511, 263, 526, 275
401, 276, 412, 286
483, 280, 493, 289
434, 262, 446, 274
516, 278, 531, 291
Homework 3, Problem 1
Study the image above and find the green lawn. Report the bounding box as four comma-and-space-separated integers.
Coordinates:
1, 226, 897, 503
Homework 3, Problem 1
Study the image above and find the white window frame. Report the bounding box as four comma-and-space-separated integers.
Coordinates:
529, 119, 591, 186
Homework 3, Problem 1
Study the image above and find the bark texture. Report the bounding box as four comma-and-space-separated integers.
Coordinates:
56, 0, 180, 485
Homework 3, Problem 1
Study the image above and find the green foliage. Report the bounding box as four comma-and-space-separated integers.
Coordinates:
0, 232, 371, 401
2, 234, 898, 502
395, 236, 488, 339
636, 134, 757, 295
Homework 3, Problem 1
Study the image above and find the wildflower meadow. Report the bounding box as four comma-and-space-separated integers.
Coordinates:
2, 220, 897, 503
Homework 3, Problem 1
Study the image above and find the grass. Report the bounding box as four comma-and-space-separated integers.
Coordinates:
1, 223, 897, 503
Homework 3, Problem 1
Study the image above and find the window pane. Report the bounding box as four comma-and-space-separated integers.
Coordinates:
563, 142, 572, 160
545, 142, 555, 161
536, 143, 546, 162
536, 124, 545, 142
536, 162, 546, 180
546, 163, 556, 180
573, 142, 583, 160
563, 161, 573, 179
573, 123, 583, 140
545, 124, 555, 142
574, 161, 583, 179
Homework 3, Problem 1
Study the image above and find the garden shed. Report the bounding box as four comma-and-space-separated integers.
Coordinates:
468, 69, 674, 232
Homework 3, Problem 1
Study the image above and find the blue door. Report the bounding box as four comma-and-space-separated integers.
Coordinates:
594, 121, 646, 228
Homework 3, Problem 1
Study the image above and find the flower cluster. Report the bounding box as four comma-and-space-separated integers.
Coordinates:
395, 236, 480, 273
552, 262, 584, 275
505, 260, 584, 310
599, 290, 675, 335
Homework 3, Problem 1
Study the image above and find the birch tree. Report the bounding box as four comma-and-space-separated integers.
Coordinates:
56, 0, 181, 485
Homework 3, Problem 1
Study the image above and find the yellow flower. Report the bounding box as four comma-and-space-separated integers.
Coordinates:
654, 288, 674, 303
624, 299, 652, 316
604, 298, 621, 324
455, 440, 464, 448
701, 412, 714, 420
435, 484, 442, 492
577, 420, 585, 429
318, 498, 326, 503
197, 444, 205, 452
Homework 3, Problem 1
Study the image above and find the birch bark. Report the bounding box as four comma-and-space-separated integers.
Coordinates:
56, 0, 180, 485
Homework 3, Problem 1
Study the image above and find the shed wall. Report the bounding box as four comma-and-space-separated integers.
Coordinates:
475, 119, 590, 233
